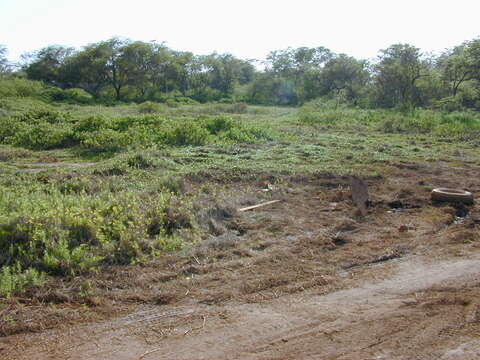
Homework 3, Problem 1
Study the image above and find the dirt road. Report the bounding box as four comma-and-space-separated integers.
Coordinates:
3, 254, 479, 360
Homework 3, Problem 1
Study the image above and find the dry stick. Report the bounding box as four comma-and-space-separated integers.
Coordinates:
139, 347, 163, 359
192, 255, 201, 265
238, 200, 281, 212
318, 207, 342, 212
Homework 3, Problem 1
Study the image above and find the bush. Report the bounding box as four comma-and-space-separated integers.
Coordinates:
0, 116, 21, 141
79, 129, 131, 152
138, 101, 165, 114
0, 266, 46, 298
125, 152, 157, 169
159, 120, 209, 146
221, 124, 272, 143
379, 110, 480, 139
0, 78, 45, 98
1, 106, 275, 153
228, 102, 248, 114
173, 97, 199, 105
205, 116, 234, 134
74, 115, 108, 133
431, 96, 466, 112
41, 87, 93, 104
165, 98, 179, 108
0, 186, 194, 285
11, 123, 75, 150
11, 109, 73, 124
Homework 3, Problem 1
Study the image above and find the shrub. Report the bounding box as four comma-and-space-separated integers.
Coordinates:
0, 266, 46, 298
0, 186, 194, 285
125, 153, 157, 169
159, 120, 209, 146
221, 124, 272, 143
64, 88, 94, 104
43, 88, 94, 104
205, 116, 234, 134
79, 129, 131, 152
74, 115, 108, 133
227, 102, 248, 114
0, 78, 45, 98
173, 97, 199, 105
11, 109, 73, 124
138, 101, 165, 114
0, 116, 21, 141
165, 98, 179, 108
11, 123, 75, 150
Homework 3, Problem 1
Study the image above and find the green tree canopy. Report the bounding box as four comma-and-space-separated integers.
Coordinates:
0, 45, 10, 75
374, 43, 429, 108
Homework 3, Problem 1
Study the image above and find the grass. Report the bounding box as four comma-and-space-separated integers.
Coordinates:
0, 95, 480, 297
299, 98, 480, 140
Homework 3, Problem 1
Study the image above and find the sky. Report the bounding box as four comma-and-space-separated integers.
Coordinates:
1, 0, 479, 63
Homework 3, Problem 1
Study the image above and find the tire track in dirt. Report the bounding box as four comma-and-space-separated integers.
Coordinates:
5, 254, 480, 360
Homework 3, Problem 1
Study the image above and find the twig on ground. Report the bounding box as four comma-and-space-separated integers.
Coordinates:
192, 255, 200, 265
139, 347, 162, 359
238, 200, 281, 212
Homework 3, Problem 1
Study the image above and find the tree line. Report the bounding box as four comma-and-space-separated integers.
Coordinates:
1, 37, 479, 110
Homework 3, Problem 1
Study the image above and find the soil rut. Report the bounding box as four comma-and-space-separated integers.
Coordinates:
5, 254, 480, 360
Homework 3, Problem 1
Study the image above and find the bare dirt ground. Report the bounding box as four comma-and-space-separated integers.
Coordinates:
1, 160, 480, 359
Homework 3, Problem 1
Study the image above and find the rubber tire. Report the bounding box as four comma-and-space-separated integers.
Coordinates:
431, 188, 474, 204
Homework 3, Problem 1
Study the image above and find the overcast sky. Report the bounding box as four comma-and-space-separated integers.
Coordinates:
1, 0, 479, 63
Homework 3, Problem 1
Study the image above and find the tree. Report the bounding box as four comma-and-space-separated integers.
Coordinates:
246, 73, 297, 105
63, 38, 131, 100
119, 41, 156, 100
439, 44, 475, 97
62, 44, 110, 98
466, 38, 480, 82
320, 54, 370, 103
266, 47, 332, 76
374, 44, 428, 108
23, 45, 74, 86
264, 47, 333, 103
0, 45, 10, 75
102, 38, 130, 101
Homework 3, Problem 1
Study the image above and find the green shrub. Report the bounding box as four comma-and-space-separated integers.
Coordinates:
0, 186, 194, 284
165, 98, 179, 108
138, 101, 165, 114
228, 102, 248, 114
74, 115, 108, 133
64, 88, 94, 104
173, 97, 199, 105
205, 116, 235, 134
43, 88, 94, 105
0, 265, 46, 298
379, 110, 480, 138
126, 153, 157, 169
80, 129, 131, 152
0, 116, 21, 141
11, 123, 75, 150
11, 109, 73, 124
0, 78, 46, 98
159, 120, 209, 146
226, 126, 272, 143
380, 114, 408, 133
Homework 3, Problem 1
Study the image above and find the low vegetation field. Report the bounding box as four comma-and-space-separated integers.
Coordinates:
1, 96, 480, 359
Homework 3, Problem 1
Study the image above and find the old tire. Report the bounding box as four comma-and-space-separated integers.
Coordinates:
431, 188, 474, 204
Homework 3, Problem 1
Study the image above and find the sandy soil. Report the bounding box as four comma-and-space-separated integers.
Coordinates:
1, 161, 480, 359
